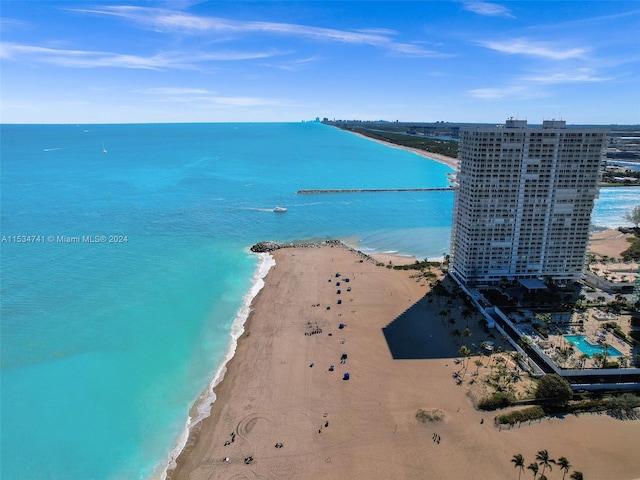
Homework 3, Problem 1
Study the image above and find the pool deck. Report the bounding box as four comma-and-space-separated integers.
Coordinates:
564, 334, 624, 358
527, 310, 634, 369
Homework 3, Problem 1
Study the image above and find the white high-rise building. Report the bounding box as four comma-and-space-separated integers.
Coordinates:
450, 119, 607, 286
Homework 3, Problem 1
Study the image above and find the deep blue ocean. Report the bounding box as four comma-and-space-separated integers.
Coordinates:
0, 123, 636, 479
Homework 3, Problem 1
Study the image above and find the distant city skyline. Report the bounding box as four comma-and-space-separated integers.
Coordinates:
1, 1, 639, 124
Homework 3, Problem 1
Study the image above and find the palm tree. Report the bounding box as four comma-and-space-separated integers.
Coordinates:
462, 327, 472, 346
512, 352, 524, 366
619, 355, 629, 368
578, 353, 589, 369
535, 449, 556, 476
535, 313, 552, 327
462, 308, 473, 327
474, 358, 484, 376
569, 471, 583, 480
481, 341, 493, 366
459, 345, 471, 372
527, 462, 539, 479
511, 454, 525, 480
557, 347, 571, 368
601, 341, 610, 367
452, 328, 462, 344
518, 335, 531, 350
592, 352, 605, 369
555, 328, 564, 348
557, 457, 572, 480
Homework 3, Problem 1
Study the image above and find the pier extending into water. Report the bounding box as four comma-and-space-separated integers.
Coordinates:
297, 187, 455, 194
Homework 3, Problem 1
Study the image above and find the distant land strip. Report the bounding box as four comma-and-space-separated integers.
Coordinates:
297, 187, 456, 194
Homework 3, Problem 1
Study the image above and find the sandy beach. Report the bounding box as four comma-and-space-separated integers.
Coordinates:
589, 229, 636, 258
347, 130, 459, 170
169, 244, 639, 480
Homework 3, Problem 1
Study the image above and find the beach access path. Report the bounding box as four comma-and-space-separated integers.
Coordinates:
169, 245, 639, 480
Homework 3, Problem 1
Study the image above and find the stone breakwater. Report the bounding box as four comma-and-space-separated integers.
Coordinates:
250, 240, 374, 263
297, 187, 455, 194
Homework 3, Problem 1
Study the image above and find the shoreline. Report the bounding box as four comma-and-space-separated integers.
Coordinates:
346, 130, 459, 171
165, 240, 371, 479
165, 240, 432, 479
163, 251, 276, 478
166, 236, 639, 480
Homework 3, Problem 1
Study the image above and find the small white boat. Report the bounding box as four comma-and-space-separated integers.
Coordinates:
102, 142, 107, 154
273, 206, 287, 213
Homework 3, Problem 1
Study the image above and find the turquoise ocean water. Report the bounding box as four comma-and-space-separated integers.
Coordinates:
0, 123, 636, 479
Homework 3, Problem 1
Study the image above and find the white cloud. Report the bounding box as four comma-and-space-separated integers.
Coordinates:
70, 6, 445, 57
523, 69, 612, 85
480, 38, 589, 60
1, 42, 283, 70
467, 85, 546, 100
462, 1, 514, 18
137, 87, 213, 95
260, 56, 320, 71
133, 87, 283, 108
209, 96, 280, 107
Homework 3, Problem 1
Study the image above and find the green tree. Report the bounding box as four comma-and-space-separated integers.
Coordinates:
512, 352, 524, 366
474, 358, 484, 376
569, 471, 583, 480
608, 393, 640, 418
623, 204, 640, 228
518, 336, 532, 350
557, 457, 572, 480
511, 454, 525, 480
557, 347, 572, 368
462, 327, 472, 346
535, 374, 573, 406
535, 449, 556, 476
592, 353, 605, 369
527, 462, 539, 479
578, 353, 589, 369
459, 345, 471, 372
601, 342, 611, 367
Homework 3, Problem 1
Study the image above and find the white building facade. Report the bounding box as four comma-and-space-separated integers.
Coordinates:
450, 119, 607, 286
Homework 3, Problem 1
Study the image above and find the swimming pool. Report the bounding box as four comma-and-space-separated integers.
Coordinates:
564, 335, 623, 357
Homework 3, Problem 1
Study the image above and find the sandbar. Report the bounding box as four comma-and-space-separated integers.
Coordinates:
169, 244, 639, 480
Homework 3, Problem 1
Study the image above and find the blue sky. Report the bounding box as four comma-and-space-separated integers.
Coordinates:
1, 1, 639, 124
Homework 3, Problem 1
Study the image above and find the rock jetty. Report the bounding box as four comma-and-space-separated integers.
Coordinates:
250, 239, 343, 253
250, 240, 374, 264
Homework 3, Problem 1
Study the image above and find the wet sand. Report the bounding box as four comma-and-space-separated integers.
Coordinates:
169, 245, 640, 480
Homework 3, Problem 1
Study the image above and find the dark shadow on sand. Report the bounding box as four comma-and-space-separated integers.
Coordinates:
383, 295, 469, 359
